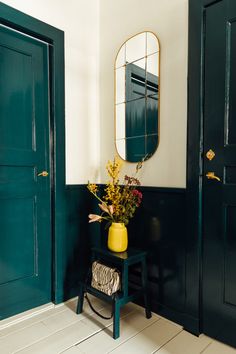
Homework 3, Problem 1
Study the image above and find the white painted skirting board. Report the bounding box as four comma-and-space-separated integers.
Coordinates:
0, 297, 77, 331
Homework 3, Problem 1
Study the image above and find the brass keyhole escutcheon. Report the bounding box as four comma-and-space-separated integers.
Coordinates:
206, 149, 215, 161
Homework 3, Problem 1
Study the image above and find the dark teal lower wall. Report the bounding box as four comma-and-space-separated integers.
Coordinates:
54, 185, 101, 303
126, 187, 199, 333
56, 184, 199, 334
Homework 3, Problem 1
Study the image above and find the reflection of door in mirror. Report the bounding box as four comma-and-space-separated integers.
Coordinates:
115, 32, 160, 162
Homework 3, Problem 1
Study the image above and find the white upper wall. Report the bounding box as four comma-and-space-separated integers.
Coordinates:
99, 0, 188, 187
2, 0, 100, 184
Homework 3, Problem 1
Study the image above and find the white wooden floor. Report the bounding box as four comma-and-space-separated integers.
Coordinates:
0, 297, 236, 354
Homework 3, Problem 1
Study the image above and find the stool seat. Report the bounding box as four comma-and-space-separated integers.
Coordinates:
76, 247, 152, 339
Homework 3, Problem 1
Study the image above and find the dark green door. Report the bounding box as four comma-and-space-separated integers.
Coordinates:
0, 24, 51, 319
125, 63, 158, 162
202, 0, 236, 347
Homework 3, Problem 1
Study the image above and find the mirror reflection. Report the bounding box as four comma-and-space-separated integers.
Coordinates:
115, 31, 160, 162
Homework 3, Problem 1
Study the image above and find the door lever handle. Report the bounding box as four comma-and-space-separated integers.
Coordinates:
206, 172, 221, 182
37, 171, 49, 177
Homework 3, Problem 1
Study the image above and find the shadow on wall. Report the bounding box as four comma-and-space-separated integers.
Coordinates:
128, 187, 186, 314
62, 185, 101, 302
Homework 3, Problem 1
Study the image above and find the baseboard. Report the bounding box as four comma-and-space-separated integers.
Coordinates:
0, 296, 79, 330
0, 302, 54, 330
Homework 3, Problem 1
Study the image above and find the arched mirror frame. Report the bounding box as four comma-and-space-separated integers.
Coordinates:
114, 31, 160, 163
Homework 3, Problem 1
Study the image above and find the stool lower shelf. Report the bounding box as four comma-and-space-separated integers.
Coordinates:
76, 247, 152, 339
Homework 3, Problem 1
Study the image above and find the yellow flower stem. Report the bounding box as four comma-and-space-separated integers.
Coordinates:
88, 188, 105, 205
89, 189, 114, 221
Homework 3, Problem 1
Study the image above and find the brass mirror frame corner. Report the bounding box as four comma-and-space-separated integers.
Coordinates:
114, 30, 161, 163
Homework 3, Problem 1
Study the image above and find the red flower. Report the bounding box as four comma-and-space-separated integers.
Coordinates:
132, 189, 142, 206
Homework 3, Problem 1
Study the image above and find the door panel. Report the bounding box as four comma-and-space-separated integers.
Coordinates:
0, 47, 34, 151
0, 25, 51, 319
0, 197, 36, 285
227, 19, 236, 145
224, 205, 236, 306
202, 0, 236, 347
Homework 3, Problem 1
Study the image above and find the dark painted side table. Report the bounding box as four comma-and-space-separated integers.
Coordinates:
76, 247, 152, 339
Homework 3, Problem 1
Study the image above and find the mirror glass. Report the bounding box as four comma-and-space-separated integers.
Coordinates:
115, 31, 160, 162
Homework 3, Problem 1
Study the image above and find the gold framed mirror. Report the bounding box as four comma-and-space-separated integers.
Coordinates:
115, 31, 160, 162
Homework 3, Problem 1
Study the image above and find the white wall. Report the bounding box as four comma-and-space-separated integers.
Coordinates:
2, 0, 100, 184
99, 0, 188, 187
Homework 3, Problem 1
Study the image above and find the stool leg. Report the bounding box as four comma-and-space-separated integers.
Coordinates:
113, 299, 120, 339
76, 283, 85, 314
142, 259, 152, 319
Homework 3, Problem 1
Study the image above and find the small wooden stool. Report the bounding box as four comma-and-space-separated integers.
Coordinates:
76, 247, 152, 339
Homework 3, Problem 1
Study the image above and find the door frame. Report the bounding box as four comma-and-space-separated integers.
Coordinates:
0, 2, 65, 304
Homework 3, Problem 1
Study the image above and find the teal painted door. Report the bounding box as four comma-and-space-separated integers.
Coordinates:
202, 0, 236, 347
125, 63, 158, 162
0, 24, 51, 319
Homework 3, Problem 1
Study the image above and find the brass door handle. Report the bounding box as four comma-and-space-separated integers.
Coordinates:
37, 171, 49, 177
206, 172, 221, 182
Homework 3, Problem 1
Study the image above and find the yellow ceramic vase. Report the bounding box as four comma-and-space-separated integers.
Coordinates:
108, 222, 128, 252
